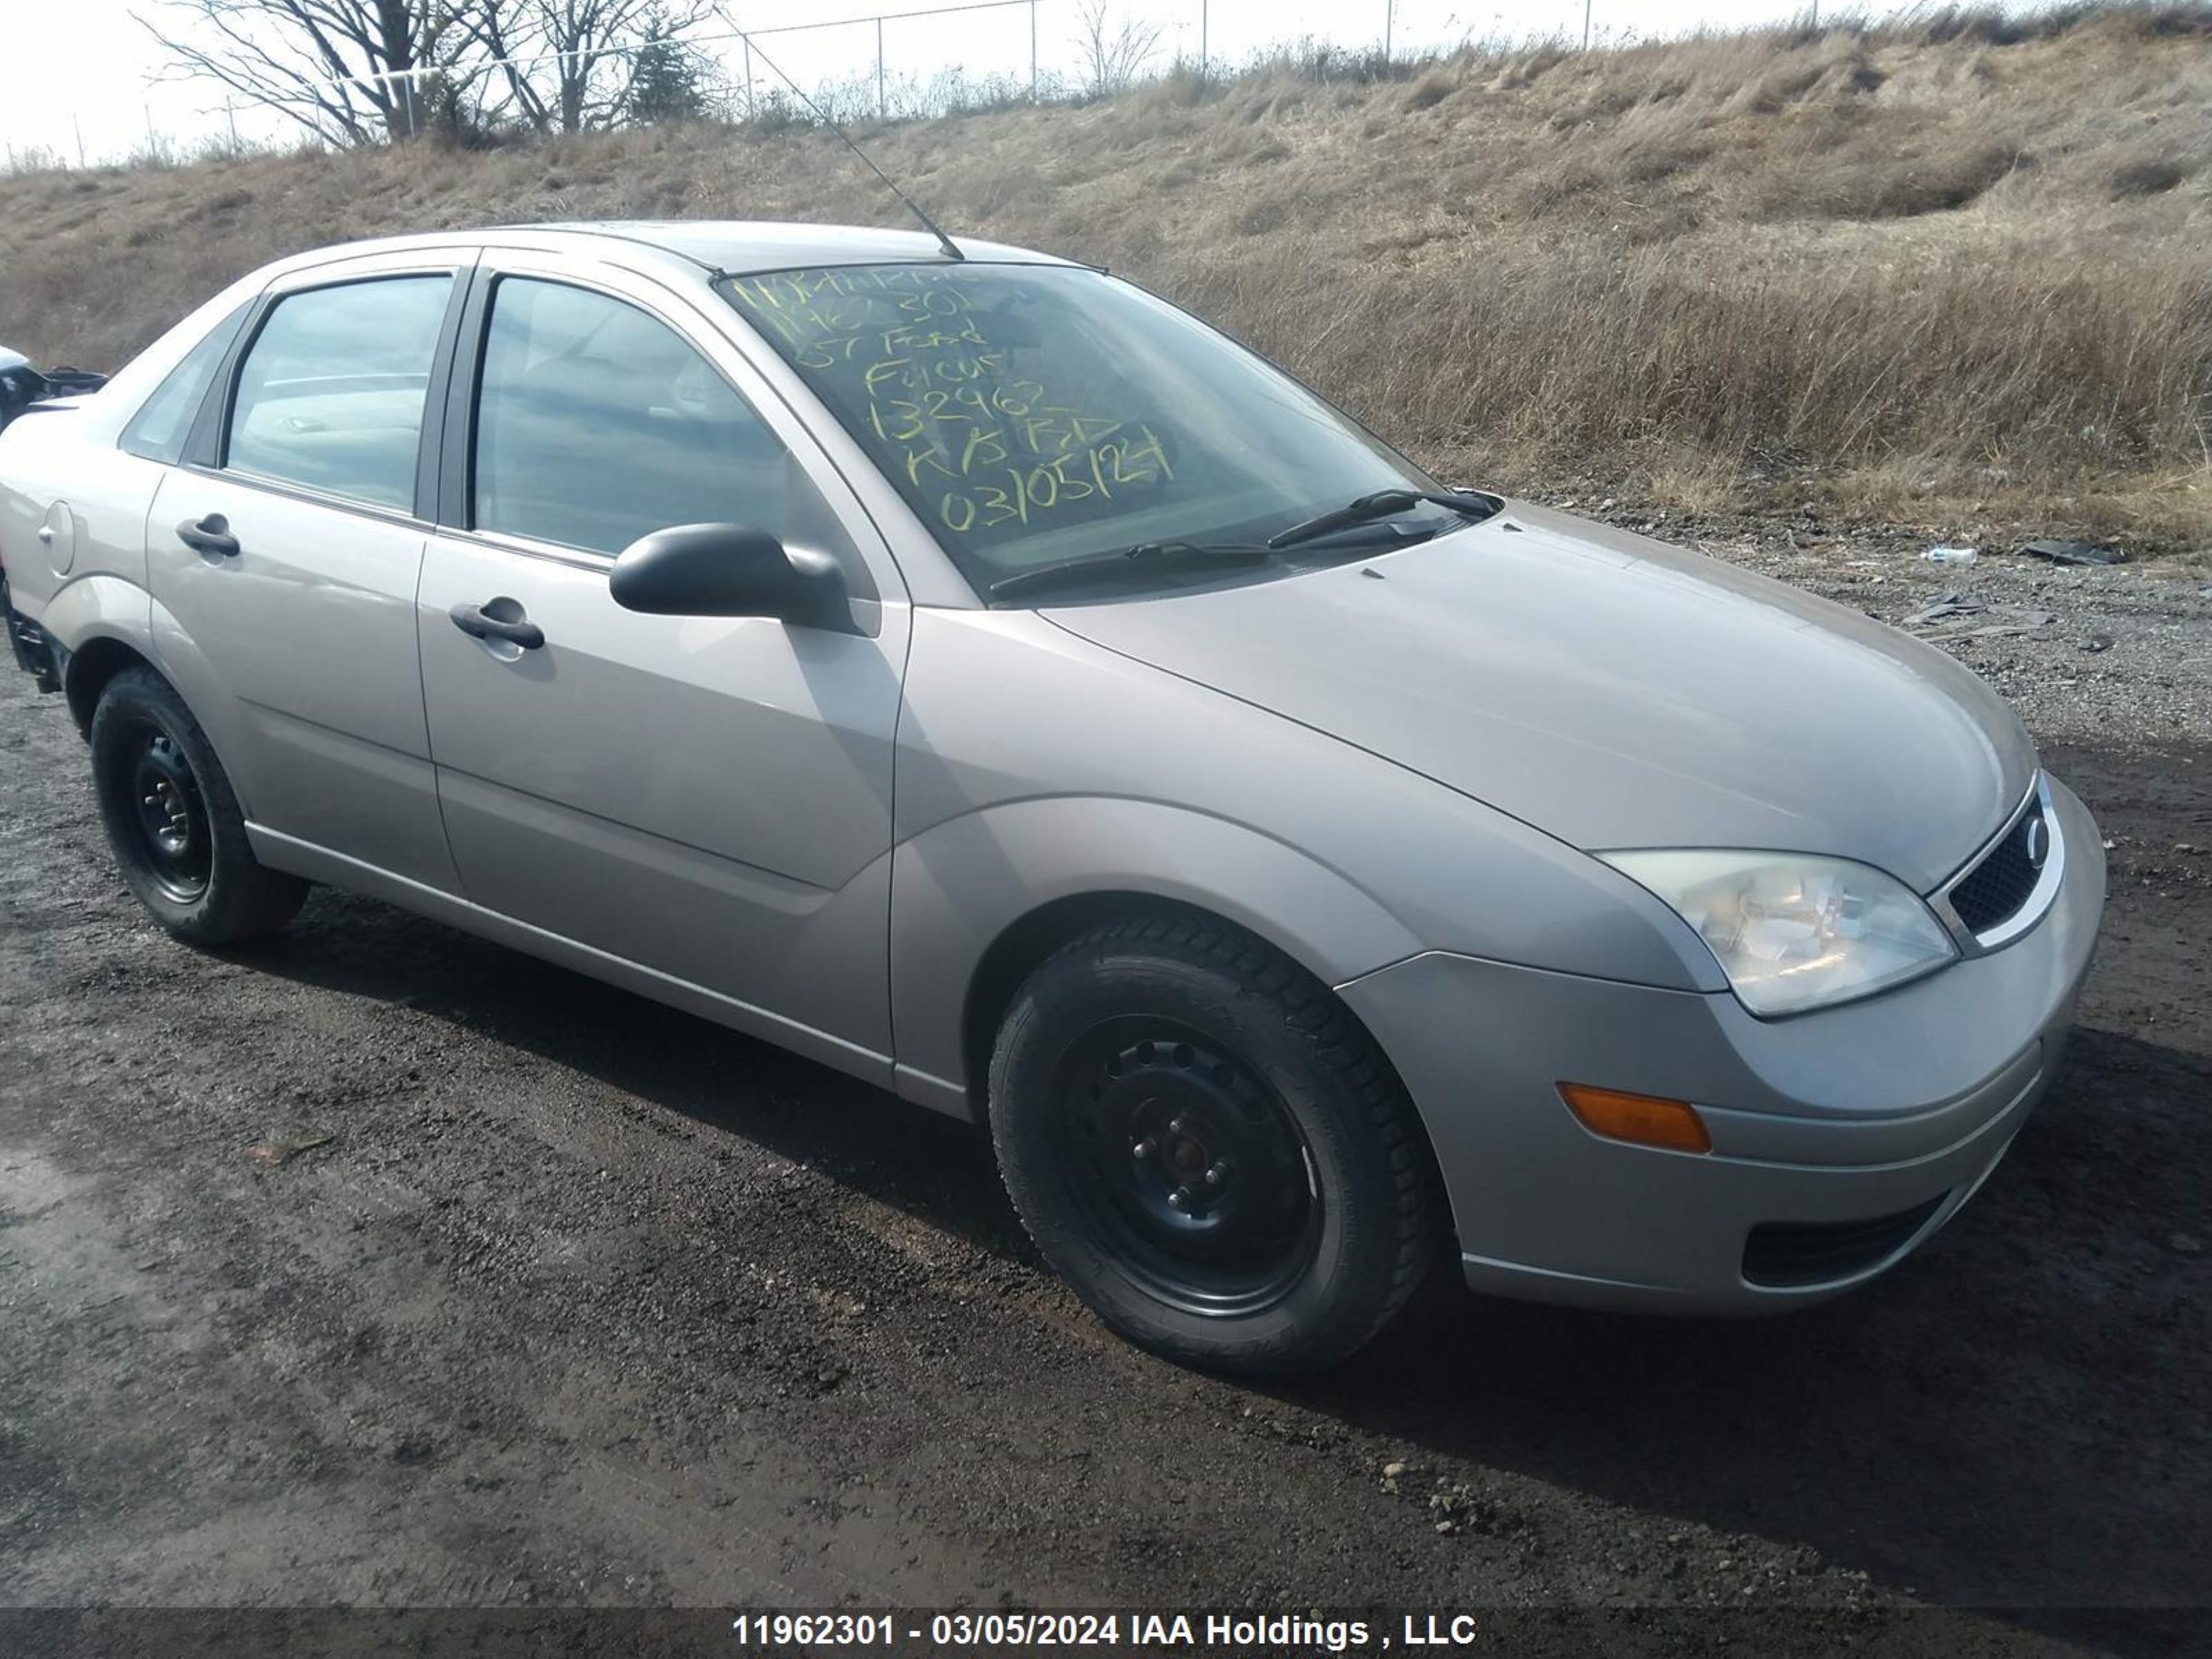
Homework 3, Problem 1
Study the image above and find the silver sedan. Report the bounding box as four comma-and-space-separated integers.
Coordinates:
0, 222, 2103, 1371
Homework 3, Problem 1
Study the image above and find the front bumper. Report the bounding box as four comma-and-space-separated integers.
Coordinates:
1338, 775, 2106, 1315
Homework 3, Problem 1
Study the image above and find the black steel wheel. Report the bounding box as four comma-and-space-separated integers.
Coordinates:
113, 721, 213, 903
88, 666, 308, 944
990, 910, 1438, 1374
1058, 1023, 1322, 1318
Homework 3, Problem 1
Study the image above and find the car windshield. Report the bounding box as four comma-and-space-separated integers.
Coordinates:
720, 262, 1452, 600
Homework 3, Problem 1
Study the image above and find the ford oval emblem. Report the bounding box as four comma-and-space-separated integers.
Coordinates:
2023, 814, 2050, 870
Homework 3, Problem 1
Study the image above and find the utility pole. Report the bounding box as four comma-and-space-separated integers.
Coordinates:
1383, 0, 1392, 62
877, 16, 885, 119
742, 33, 755, 119
1030, 0, 1038, 101
1583, 0, 1592, 49
1200, 0, 1208, 79
73, 113, 85, 167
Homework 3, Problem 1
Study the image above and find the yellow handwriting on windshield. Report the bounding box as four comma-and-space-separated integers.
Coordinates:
727, 267, 1172, 538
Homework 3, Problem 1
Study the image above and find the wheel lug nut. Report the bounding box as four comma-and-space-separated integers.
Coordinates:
1204, 1161, 1228, 1188
1168, 1114, 1190, 1136
1131, 1137, 1156, 1161
1167, 1186, 1192, 1212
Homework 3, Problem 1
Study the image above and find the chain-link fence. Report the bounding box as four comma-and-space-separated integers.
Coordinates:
3, 0, 1855, 172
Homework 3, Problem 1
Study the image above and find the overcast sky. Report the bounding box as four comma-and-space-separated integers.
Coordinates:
5, 0, 1860, 166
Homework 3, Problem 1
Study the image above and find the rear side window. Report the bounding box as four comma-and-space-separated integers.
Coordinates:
472, 277, 807, 559
226, 276, 451, 512
120, 302, 251, 464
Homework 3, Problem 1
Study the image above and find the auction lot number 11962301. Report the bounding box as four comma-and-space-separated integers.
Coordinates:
729, 1611, 1492, 1651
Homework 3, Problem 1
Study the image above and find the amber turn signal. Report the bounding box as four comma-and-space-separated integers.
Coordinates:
1557, 1082, 1712, 1154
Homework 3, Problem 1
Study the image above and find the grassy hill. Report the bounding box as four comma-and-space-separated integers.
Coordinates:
4, 6, 2208, 544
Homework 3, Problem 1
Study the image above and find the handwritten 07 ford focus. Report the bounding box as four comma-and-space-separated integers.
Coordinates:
0, 223, 2102, 1372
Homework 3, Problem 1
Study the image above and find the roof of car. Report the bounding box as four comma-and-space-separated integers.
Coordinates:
509, 220, 1076, 276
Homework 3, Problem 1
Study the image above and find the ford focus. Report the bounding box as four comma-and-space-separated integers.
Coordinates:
0, 223, 2103, 1371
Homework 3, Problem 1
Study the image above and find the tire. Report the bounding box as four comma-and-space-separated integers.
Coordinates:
988, 910, 1438, 1374
88, 666, 308, 944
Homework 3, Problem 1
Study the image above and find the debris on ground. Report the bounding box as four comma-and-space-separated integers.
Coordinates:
2022, 538, 2126, 567
1906, 592, 1986, 626
1904, 599, 2056, 643
1922, 545, 1978, 564
246, 1133, 333, 1167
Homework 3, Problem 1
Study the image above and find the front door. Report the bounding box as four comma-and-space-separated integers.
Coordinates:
415, 265, 910, 1068
148, 260, 467, 891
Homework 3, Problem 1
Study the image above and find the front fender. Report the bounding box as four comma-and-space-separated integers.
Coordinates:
888, 796, 1424, 1115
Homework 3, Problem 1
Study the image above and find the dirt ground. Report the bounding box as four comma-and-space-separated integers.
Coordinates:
1, 537, 2207, 1658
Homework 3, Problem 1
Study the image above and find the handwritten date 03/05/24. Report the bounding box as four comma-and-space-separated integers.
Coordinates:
730, 1611, 1492, 1649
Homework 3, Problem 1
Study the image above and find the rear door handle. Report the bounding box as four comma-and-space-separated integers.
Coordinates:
176, 514, 239, 559
449, 600, 545, 650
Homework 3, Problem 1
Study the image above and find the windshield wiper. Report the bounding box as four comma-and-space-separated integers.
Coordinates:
987, 541, 1276, 601
1266, 488, 1499, 550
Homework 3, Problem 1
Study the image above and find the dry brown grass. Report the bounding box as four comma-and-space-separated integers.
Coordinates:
3, 6, 2209, 543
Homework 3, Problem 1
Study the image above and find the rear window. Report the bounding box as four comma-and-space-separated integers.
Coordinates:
225, 276, 452, 512
120, 302, 252, 464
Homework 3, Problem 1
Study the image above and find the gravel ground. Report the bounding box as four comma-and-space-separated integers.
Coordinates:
1597, 505, 2212, 747
1, 538, 2208, 1658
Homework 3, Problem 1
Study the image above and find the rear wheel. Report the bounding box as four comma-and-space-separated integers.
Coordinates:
988, 911, 1437, 1374
89, 666, 308, 944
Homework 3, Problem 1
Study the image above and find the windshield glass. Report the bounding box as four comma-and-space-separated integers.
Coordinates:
721, 263, 1446, 599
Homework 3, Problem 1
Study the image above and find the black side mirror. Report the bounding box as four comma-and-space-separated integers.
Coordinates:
608, 523, 856, 632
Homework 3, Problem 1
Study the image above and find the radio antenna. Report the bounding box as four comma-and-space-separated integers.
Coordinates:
736, 30, 964, 263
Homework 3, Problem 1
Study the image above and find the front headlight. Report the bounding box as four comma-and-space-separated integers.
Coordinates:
1598, 850, 1957, 1017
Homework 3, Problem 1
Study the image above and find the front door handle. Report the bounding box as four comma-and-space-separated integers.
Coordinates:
449, 600, 545, 650
176, 514, 239, 559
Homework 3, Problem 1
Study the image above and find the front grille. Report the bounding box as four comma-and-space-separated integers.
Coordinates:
1742, 1193, 1949, 1288
1948, 798, 2046, 934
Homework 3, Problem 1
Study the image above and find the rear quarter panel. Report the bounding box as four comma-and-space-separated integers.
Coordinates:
2, 268, 270, 634
0, 412, 164, 639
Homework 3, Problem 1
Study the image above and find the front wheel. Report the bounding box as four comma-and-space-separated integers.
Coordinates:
88, 666, 308, 944
988, 912, 1438, 1374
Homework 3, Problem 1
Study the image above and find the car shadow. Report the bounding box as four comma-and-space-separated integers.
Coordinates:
237, 887, 2209, 1648
241, 886, 1029, 1259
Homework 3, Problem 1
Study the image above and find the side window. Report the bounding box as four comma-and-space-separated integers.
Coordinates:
473, 277, 809, 559
226, 275, 451, 512
120, 301, 252, 464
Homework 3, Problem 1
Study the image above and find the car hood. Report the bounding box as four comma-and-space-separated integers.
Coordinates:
1040, 501, 2036, 893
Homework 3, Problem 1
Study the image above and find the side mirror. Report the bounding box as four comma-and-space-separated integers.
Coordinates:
608, 523, 856, 632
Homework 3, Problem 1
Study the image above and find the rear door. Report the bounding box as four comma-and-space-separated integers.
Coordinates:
415, 252, 911, 1070
148, 250, 471, 890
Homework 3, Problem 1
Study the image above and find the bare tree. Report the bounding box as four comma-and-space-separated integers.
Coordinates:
1071, 0, 1161, 98
138, 0, 460, 146
451, 0, 713, 135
